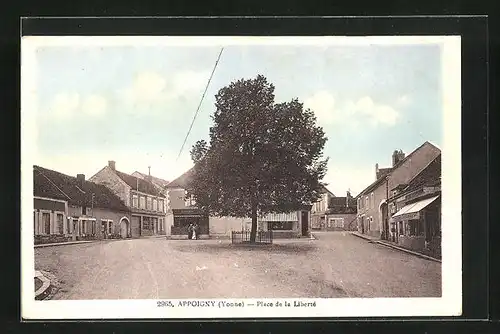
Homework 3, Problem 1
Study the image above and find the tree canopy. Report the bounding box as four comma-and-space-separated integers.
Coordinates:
187, 74, 328, 242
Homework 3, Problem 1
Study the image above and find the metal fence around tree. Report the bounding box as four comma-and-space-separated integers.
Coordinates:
231, 230, 273, 244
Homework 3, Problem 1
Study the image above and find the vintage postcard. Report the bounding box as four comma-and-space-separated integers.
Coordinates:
21, 35, 462, 319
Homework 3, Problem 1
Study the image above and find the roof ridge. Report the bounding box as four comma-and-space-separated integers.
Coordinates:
404, 153, 441, 188
34, 167, 72, 201
356, 141, 438, 197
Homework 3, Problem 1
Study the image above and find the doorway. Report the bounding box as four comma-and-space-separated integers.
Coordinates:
301, 211, 309, 236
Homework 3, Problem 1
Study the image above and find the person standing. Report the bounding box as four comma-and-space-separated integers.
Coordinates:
187, 223, 193, 240
194, 223, 199, 240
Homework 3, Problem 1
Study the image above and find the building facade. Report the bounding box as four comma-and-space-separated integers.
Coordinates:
165, 167, 311, 239
90, 161, 167, 237
33, 165, 131, 244
355, 141, 441, 239
310, 186, 335, 230
388, 154, 441, 258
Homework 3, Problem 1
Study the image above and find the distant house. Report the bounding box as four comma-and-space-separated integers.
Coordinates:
131, 170, 169, 196
165, 167, 312, 239
325, 191, 358, 231
90, 161, 167, 237
310, 185, 335, 230
355, 141, 441, 239
388, 154, 442, 258
33, 165, 131, 244
311, 187, 357, 231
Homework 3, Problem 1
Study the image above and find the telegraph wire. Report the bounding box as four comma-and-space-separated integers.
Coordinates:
176, 47, 224, 161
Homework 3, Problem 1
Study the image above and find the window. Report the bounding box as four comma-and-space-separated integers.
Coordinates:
57, 214, 64, 234
132, 194, 138, 208
42, 212, 50, 234
147, 197, 152, 210
66, 218, 71, 234
153, 199, 158, 211
267, 221, 293, 230
370, 193, 374, 209
108, 221, 113, 234
140, 196, 146, 209
365, 196, 369, 209
33, 211, 36, 234
159, 200, 164, 213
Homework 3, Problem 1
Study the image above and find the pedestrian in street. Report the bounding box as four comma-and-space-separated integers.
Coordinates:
194, 223, 200, 240
192, 223, 197, 240
187, 223, 193, 240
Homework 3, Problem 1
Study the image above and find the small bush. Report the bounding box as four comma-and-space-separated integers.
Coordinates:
34, 235, 71, 245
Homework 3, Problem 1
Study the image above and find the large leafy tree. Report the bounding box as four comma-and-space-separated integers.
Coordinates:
187, 75, 328, 243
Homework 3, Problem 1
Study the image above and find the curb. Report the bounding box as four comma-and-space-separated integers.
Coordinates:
350, 232, 441, 263
349, 232, 377, 242
34, 271, 51, 300
34, 240, 95, 248
374, 241, 442, 263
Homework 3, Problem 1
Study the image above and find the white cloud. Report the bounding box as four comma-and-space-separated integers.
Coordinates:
347, 96, 399, 126
82, 94, 107, 116
304, 91, 400, 128
49, 92, 80, 119
396, 94, 411, 107
121, 69, 211, 108
304, 90, 338, 124
48, 92, 107, 119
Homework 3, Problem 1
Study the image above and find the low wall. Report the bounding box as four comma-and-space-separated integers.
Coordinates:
398, 235, 425, 251
169, 234, 209, 240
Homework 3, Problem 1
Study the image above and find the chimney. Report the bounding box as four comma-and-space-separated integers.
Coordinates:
392, 150, 406, 167
108, 160, 116, 171
76, 174, 85, 187
375, 163, 379, 179
147, 166, 152, 182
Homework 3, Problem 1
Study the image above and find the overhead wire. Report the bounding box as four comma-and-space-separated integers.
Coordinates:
176, 47, 224, 161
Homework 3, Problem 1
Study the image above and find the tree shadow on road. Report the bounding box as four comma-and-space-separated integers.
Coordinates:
173, 242, 318, 254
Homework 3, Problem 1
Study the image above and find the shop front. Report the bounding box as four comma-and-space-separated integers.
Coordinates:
390, 195, 441, 256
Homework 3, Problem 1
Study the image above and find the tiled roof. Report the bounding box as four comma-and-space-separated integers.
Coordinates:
34, 166, 129, 212
115, 170, 162, 196
404, 154, 441, 193
329, 196, 357, 209
166, 167, 195, 189
356, 141, 440, 197
132, 171, 170, 189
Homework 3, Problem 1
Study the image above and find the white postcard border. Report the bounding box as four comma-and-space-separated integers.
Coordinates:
21, 35, 462, 319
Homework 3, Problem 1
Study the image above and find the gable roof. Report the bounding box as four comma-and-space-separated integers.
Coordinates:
132, 171, 170, 189
403, 154, 441, 193
114, 170, 162, 196
329, 196, 357, 209
376, 167, 392, 179
34, 166, 129, 212
319, 184, 335, 197
166, 167, 195, 189
356, 141, 440, 198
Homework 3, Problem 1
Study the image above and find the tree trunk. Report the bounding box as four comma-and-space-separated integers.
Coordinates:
250, 199, 258, 243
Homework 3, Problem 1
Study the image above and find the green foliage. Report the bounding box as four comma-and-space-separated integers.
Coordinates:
187, 75, 328, 241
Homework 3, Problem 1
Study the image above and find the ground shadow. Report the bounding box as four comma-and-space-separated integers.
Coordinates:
172, 242, 318, 254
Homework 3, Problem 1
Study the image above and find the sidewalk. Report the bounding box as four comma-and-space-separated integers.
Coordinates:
34, 240, 96, 248
34, 270, 51, 300
350, 232, 441, 263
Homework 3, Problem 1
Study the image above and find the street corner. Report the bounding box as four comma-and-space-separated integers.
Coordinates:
35, 270, 61, 300
34, 270, 52, 300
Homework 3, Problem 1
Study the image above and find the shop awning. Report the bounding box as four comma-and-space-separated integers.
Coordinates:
391, 196, 439, 221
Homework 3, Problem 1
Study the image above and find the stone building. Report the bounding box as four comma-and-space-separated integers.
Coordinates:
90, 161, 167, 237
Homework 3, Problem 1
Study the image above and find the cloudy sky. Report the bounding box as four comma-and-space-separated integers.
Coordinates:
29, 38, 443, 196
